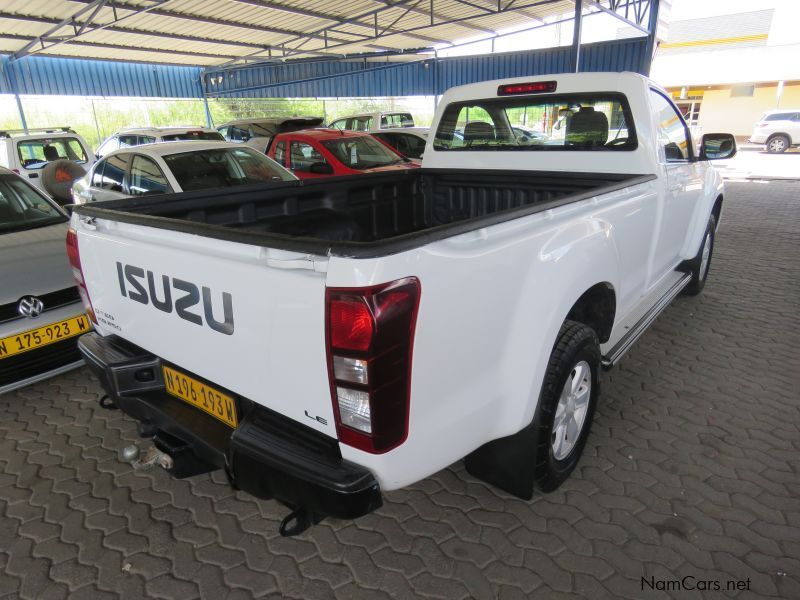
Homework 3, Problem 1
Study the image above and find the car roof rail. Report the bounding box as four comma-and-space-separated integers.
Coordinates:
0, 126, 75, 138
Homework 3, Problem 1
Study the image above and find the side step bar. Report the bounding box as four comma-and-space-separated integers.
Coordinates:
601, 272, 692, 369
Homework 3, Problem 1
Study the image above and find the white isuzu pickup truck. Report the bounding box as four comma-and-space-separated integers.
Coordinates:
68, 72, 735, 535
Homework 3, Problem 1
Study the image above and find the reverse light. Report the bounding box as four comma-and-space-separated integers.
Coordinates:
498, 81, 557, 96
333, 356, 369, 385
326, 277, 421, 454
66, 228, 98, 324
336, 387, 372, 433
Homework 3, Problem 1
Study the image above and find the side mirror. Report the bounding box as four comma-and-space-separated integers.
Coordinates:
700, 133, 737, 160
309, 161, 334, 175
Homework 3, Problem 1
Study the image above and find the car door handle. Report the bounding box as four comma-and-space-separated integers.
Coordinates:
28, 173, 39, 179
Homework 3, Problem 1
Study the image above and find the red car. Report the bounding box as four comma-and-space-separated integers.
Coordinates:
267, 129, 419, 179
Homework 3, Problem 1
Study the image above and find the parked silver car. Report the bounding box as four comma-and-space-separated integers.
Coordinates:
0, 167, 90, 394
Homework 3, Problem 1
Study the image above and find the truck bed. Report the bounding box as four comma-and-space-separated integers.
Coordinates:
72, 169, 654, 258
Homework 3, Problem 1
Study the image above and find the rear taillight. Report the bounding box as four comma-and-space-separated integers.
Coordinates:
326, 277, 420, 454
66, 228, 97, 324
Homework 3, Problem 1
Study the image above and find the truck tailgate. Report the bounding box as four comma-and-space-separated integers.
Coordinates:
75, 217, 335, 437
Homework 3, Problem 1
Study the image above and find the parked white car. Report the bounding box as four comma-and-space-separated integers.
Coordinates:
217, 117, 324, 153
69, 72, 735, 535
95, 127, 224, 158
748, 109, 800, 153
0, 127, 94, 202
72, 141, 296, 203
0, 166, 88, 394
329, 111, 415, 131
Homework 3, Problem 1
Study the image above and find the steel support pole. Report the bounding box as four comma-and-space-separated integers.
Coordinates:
200, 75, 214, 128
570, 0, 583, 73
642, 0, 661, 76
5, 64, 29, 133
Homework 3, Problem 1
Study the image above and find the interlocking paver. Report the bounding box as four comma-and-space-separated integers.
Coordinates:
1, 181, 798, 598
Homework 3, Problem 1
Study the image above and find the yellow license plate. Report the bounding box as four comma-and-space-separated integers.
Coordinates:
0, 314, 91, 359
162, 365, 238, 428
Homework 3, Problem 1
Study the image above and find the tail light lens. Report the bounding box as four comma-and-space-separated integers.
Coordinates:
66, 228, 97, 324
326, 277, 420, 454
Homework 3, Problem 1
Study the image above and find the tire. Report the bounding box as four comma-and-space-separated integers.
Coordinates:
766, 134, 790, 154
42, 159, 86, 205
682, 214, 716, 296
532, 320, 600, 492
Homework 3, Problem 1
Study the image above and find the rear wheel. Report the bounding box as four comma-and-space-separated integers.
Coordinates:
533, 320, 600, 492
767, 134, 790, 154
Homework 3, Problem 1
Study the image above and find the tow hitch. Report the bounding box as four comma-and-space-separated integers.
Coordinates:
122, 431, 214, 479
279, 507, 326, 537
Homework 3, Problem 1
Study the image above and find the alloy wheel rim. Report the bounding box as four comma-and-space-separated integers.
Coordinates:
551, 360, 592, 461
769, 138, 786, 152
700, 232, 711, 280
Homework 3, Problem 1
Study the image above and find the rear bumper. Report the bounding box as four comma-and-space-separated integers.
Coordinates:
78, 331, 382, 520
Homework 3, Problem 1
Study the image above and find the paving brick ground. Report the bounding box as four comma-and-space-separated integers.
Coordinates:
1, 181, 799, 599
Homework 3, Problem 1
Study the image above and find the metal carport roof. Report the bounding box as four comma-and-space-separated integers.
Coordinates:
0, 0, 654, 67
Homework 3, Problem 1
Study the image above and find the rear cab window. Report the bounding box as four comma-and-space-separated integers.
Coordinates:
0, 174, 65, 233
433, 92, 637, 152
16, 137, 89, 169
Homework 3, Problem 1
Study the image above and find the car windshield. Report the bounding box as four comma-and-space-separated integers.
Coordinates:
164, 147, 295, 192
17, 137, 88, 169
161, 131, 225, 142
0, 174, 65, 233
321, 136, 403, 169
434, 93, 636, 151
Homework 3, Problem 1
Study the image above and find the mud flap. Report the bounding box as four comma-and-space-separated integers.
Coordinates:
464, 418, 539, 501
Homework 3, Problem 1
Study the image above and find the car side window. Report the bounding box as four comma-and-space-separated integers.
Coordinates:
101, 154, 127, 192
91, 160, 106, 187
329, 120, 346, 131
129, 155, 171, 196
232, 127, 250, 142
139, 135, 156, 145
274, 141, 286, 166
352, 117, 372, 131
290, 142, 326, 172
650, 90, 691, 162
118, 135, 139, 149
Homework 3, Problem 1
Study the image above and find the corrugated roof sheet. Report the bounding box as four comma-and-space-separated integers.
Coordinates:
0, 0, 579, 66
205, 38, 649, 98
0, 54, 203, 97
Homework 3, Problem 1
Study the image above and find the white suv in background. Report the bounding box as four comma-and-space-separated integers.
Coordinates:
95, 127, 224, 158
329, 111, 415, 131
749, 110, 800, 153
0, 127, 94, 196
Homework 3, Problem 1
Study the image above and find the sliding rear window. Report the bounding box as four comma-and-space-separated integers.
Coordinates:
433, 92, 637, 152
